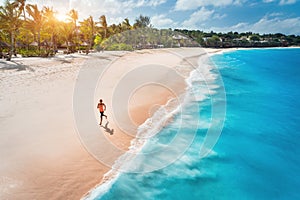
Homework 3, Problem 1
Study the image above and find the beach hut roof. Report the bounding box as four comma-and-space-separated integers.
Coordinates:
30, 41, 38, 46
41, 40, 52, 46
61, 42, 74, 47
81, 42, 89, 46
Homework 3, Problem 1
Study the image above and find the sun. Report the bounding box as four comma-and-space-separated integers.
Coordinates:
55, 13, 69, 22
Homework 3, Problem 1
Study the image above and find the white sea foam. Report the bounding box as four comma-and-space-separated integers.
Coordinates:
155, 147, 219, 180
82, 90, 185, 200
82, 173, 119, 200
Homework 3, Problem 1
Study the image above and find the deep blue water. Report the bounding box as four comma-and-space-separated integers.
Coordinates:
92, 48, 300, 200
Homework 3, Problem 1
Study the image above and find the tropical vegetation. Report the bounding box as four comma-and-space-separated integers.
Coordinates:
1, 0, 299, 60
0, 0, 153, 60
175, 29, 300, 48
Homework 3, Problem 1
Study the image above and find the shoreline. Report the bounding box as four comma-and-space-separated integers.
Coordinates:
0, 46, 276, 199
0, 48, 213, 200
81, 47, 222, 199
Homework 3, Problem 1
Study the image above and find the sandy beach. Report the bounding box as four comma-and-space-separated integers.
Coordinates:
0, 48, 220, 199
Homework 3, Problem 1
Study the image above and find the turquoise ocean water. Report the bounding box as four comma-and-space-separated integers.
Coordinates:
88, 48, 300, 200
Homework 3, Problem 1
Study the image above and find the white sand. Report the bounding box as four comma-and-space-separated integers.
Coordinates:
0, 48, 220, 199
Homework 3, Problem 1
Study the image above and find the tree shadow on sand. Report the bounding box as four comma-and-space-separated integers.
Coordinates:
101, 122, 114, 135
0, 60, 34, 72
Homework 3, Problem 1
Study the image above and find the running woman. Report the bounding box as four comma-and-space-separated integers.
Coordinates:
97, 99, 107, 125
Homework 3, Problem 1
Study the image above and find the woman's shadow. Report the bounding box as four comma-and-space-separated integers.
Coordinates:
101, 122, 114, 135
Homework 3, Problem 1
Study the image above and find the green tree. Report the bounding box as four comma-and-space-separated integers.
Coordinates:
133, 15, 150, 29
94, 34, 102, 45
15, 0, 30, 49
250, 34, 260, 41
206, 35, 221, 47
94, 34, 103, 51
0, 0, 22, 60
59, 22, 73, 52
121, 18, 132, 31
109, 23, 121, 35
98, 15, 108, 39
26, 4, 43, 50
68, 9, 79, 52
80, 16, 95, 54
14, 0, 26, 20
43, 6, 57, 51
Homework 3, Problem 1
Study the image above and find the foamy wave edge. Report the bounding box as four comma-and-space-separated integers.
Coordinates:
81, 96, 183, 200
81, 50, 214, 200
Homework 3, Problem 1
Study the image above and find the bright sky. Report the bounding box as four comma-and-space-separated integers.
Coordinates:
1, 0, 300, 35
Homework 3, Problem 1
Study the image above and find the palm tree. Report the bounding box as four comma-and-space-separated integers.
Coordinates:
14, 0, 30, 49
109, 23, 121, 36
0, 0, 22, 60
68, 9, 79, 52
26, 4, 43, 50
99, 15, 108, 39
80, 16, 95, 54
59, 22, 74, 53
121, 18, 132, 31
133, 15, 151, 29
14, 0, 26, 20
43, 7, 57, 51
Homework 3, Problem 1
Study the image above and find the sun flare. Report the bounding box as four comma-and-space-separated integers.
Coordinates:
55, 13, 68, 22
